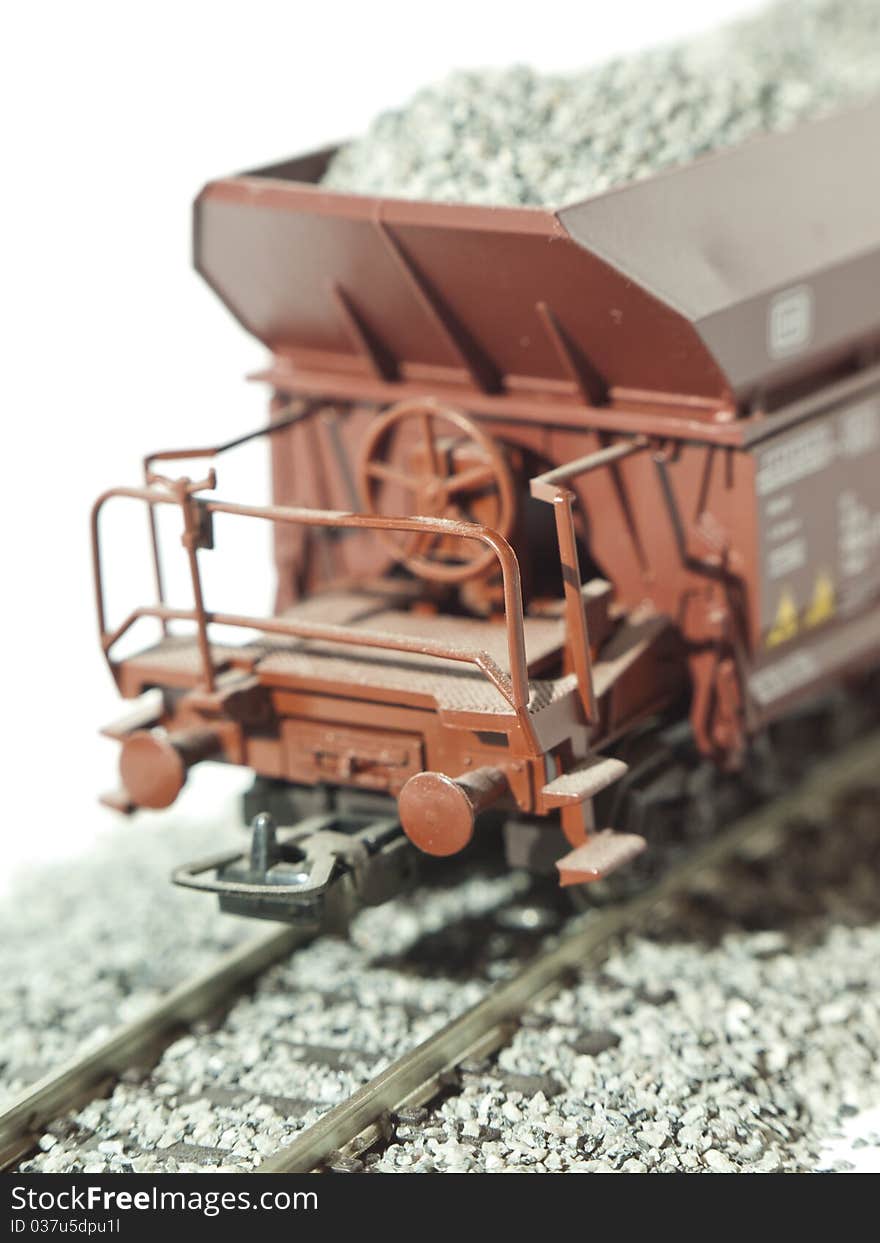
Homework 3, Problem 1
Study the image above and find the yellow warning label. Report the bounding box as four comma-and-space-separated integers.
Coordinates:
804, 570, 835, 629
766, 588, 799, 647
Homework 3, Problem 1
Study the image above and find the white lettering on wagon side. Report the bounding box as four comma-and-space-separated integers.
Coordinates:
755, 393, 880, 648
756, 421, 836, 497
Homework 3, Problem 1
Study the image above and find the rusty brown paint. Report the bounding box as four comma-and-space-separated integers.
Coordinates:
398, 767, 509, 856
119, 728, 222, 810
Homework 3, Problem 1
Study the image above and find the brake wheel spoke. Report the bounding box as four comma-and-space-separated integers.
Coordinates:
366, 461, 417, 491
444, 463, 497, 496
418, 410, 441, 477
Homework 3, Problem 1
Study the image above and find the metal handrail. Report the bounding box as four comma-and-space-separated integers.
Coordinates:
529, 436, 649, 502
529, 435, 649, 722
141, 401, 311, 476
90, 482, 535, 732
141, 400, 315, 634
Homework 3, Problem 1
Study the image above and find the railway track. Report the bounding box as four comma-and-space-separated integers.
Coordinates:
4, 728, 880, 1174
0, 925, 309, 1171
4, 867, 535, 1173
260, 728, 880, 1172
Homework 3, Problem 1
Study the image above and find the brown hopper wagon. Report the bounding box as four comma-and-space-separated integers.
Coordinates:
92, 99, 880, 921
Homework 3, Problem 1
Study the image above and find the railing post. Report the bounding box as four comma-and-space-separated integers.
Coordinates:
146, 499, 169, 638
553, 491, 597, 724
177, 482, 214, 693
530, 437, 648, 727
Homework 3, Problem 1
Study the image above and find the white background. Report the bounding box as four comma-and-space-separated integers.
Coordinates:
0, 0, 761, 879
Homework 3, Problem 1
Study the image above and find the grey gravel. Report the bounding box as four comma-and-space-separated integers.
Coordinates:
375, 788, 880, 1172
0, 812, 248, 1099
15, 843, 535, 1172
322, 0, 880, 206
18, 779, 880, 1174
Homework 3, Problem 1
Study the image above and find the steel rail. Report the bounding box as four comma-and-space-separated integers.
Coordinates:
0, 925, 310, 1171
4, 731, 877, 1174
258, 728, 880, 1173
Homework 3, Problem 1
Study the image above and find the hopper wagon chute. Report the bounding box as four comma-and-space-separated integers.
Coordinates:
91, 99, 880, 920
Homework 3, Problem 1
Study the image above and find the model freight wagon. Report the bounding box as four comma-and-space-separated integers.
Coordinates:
92, 100, 880, 920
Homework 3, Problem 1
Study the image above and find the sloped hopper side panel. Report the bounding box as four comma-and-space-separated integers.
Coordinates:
559, 98, 880, 407
194, 177, 731, 405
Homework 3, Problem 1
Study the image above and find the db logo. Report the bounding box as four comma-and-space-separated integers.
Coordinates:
768, 285, 813, 359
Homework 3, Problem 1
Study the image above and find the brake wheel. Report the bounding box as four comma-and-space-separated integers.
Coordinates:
358, 400, 516, 583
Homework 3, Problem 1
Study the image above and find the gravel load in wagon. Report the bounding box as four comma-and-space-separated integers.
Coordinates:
322, 0, 880, 208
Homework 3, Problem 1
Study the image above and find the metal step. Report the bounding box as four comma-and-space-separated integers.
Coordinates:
555, 830, 647, 886
541, 753, 628, 808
